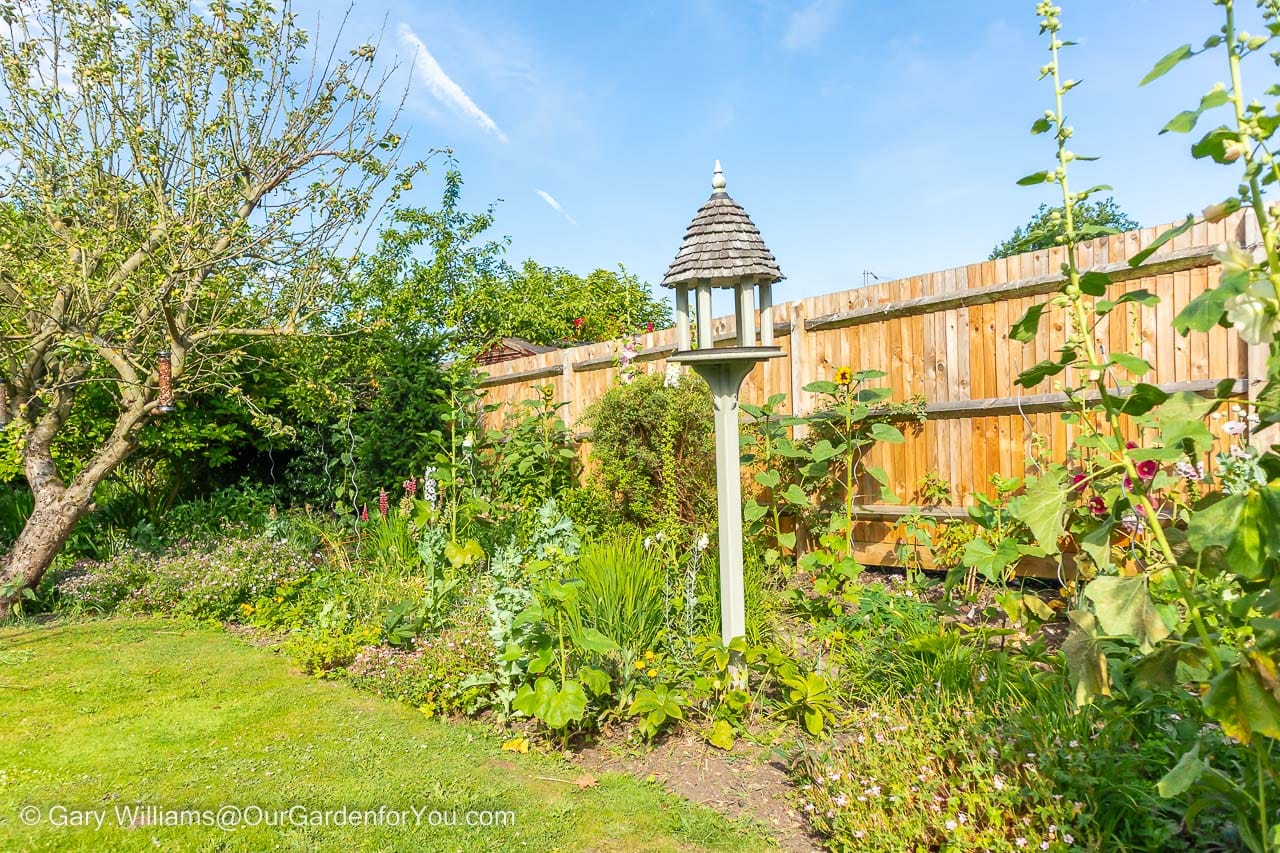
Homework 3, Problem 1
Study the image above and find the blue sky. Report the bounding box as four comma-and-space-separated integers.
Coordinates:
302, 0, 1251, 306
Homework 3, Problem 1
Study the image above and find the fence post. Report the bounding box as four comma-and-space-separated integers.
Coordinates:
788, 299, 810, 438
561, 349, 576, 429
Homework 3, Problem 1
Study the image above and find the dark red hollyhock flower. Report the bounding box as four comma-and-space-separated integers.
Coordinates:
1125, 441, 1138, 450
1071, 473, 1088, 493
1137, 460, 1159, 480
646, 322, 655, 333
1088, 496, 1107, 517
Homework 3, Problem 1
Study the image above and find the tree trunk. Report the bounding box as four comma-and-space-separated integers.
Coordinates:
0, 488, 88, 617
0, 400, 143, 618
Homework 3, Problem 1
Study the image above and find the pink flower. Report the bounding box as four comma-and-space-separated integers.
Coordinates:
1088, 496, 1107, 518
1223, 420, 1247, 436
402, 478, 417, 498
1136, 460, 1159, 480
359, 504, 369, 522
1125, 440, 1138, 450
646, 321, 655, 333
573, 317, 585, 329
1070, 473, 1087, 493
378, 489, 389, 517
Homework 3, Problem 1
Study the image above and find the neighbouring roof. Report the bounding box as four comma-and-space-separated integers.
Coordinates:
475, 336, 561, 365
661, 161, 784, 289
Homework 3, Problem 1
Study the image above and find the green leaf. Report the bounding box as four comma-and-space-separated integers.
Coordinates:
810, 440, 842, 462
1139, 44, 1193, 86
1098, 289, 1160, 314
1153, 391, 1217, 454
803, 380, 839, 394
1129, 215, 1194, 267
781, 484, 810, 506
444, 539, 485, 570
1062, 610, 1112, 708
1080, 520, 1114, 573
1078, 271, 1111, 296
804, 708, 823, 736
707, 719, 736, 750
1017, 170, 1052, 186
1031, 117, 1053, 134
1204, 662, 1280, 743
754, 470, 781, 489
1189, 485, 1280, 579
869, 422, 904, 444
1010, 474, 1070, 555
1174, 274, 1248, 333
777, 531, 797, 549
1190, 126, 1240, 164
1011, 303, 1046, 343
1158, 745, 1207, 798
744, 500, 769, 523
865, 466, 890, 486
1160, 88, 1230, 135
1083, 575, 1171, 652
1115, 383, 1170, 416
1108, 352, 1151, 376
544, 680, 588, 730
578, 666, 612, 696
961, 537, 1021, 583
576, 627, 619, 654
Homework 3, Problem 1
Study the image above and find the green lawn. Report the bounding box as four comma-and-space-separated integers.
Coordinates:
0, 618, 765, 852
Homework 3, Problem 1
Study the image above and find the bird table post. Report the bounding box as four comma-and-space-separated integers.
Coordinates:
661, 161, 785, 689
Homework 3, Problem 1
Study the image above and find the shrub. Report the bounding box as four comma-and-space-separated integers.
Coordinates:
582, 372, 715, 529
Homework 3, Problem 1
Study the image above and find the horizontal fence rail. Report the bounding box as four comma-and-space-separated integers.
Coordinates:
476, 210, 1267, 568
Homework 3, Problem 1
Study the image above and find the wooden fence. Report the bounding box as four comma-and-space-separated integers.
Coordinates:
476, 210, 1268, 568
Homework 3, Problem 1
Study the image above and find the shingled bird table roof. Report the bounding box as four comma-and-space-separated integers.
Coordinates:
661, 162, 783, 289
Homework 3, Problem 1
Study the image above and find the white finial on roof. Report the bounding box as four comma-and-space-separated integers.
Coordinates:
712, 160, 726, 192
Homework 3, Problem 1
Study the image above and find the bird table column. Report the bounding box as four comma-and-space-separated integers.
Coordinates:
695, 281, 713, 349
675, 285, 691, 351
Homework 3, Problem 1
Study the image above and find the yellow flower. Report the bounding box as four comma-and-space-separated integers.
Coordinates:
644, 650, 656, 662
502, 736, 530, 753
634, 660, 646, 671
834, 366, 854, 386
646, 668, 658, 678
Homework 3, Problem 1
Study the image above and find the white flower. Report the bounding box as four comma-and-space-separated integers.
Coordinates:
694, 533, 709, 553
663, 363, 681, 388
993, 775, 1006, 791
1064, 834, 1074, 845
1016, 839, 1027, 849
1223, 420, 1248, 436
1225, 290, 1280, 346
1041, 843, 1051, 851
643, 537, 653, 550
945, 819, 958, 831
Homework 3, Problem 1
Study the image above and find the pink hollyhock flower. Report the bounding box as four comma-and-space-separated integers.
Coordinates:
1137, 460, 1159, 479
1125, 440, 1138, 450
1071, 473, 1087, 493
646, 321, 655, 333
1088, 496, 1107, 518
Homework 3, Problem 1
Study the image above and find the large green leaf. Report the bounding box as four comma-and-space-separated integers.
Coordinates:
1083, 575, 1171, 652
961, 537, 1021, 583
1129, 215, 1194, 267
1062, 610, 1112, 708
869, 422, 904, 444
1189, 487, 1280, 580
1203, 661, 1280, 744
1011, 474, 1069, 555
575, 627, 619, 654
1080, 519, 1114, 573
1157, 744, 1207, 798
754, 470, 781, 489
1152, 391, 1216, 454
1010, 303, 1046, 343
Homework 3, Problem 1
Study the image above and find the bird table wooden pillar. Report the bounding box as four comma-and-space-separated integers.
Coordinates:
661, 161, 785, 688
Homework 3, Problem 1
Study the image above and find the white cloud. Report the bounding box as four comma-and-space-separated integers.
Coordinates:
536, 190, 577, 225
782, 0, 844, 50
397, 23, 508, 143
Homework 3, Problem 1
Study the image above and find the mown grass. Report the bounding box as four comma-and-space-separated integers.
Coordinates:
0, 617, 766, 852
